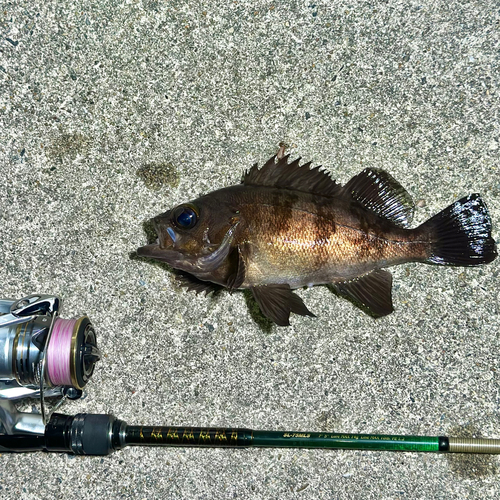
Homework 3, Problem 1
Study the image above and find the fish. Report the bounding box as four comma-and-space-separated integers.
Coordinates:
137, 154, 497, 326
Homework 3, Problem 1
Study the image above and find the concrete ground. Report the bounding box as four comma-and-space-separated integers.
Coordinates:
1, 0, 499, 498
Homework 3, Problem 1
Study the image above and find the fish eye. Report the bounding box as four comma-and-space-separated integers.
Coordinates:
173, 205, 198, 229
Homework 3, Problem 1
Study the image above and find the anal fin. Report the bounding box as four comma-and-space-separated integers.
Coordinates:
251, 285, 315, 326
332, 269, 394, 317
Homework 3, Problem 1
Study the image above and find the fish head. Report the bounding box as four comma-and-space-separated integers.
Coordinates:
137, 192, 241, 276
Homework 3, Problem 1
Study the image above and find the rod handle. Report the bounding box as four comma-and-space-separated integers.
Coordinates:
448, 437, 500, 454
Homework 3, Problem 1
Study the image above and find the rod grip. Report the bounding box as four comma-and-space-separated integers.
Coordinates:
448, 437, 500, 454
46, 413, 125, 455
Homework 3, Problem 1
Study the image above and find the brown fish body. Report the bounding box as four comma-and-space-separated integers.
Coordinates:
137, 155, 496, 325
219, 185, 428, 288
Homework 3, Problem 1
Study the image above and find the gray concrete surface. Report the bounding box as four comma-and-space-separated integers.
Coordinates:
1, 0, 499, 498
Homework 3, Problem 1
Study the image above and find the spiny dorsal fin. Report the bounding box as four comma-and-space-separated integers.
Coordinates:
332, 269, 394, 318
344, 168, 414, 227
243, 155, 342, 198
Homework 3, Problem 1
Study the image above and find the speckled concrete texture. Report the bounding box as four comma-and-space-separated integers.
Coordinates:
1, 0, 499, 498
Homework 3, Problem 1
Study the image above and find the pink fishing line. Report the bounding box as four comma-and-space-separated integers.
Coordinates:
46, 318, 76, 386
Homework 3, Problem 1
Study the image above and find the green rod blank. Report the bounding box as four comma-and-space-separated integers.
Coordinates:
251, 430, 442, 452
124, 425, 500, 454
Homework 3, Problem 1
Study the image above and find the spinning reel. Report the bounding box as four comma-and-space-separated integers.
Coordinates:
0, 294, 100, 436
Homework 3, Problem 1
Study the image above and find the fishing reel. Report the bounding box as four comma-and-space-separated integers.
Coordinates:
0, 294, 100, 436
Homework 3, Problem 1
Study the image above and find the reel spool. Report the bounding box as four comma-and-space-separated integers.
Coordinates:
45, 317, 97, 391
2, 315, 98, 395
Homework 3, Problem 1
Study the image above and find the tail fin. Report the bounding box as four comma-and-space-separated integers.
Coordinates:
421, 194, 497, 266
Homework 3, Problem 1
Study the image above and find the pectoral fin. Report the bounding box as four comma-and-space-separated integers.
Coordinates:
251, 285, 315, 326
332, 269, 394, 317
176, 273, 222, 295
226, 247, 246, 291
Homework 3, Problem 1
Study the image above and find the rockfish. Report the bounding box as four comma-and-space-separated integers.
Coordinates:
137, 155, 497, 325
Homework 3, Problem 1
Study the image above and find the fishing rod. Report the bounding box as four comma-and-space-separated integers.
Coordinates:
1, 294, 499, 455
2, 411, 500, 455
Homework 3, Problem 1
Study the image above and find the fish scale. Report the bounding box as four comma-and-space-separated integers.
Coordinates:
233, 191, 408, 288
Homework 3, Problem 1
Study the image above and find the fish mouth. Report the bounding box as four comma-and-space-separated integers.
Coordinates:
137, 219, 179, 261
154, 219, 178, 249
136, 242, 179, 262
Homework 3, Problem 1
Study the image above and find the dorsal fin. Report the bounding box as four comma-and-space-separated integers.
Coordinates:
243, 155, 342, 197
343, 168, 414, 227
